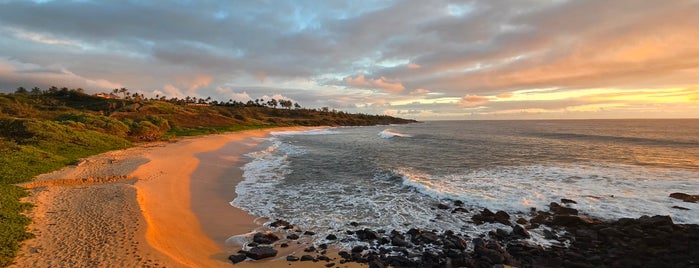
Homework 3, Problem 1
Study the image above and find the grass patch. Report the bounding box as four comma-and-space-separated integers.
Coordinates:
0, 120, 131, 266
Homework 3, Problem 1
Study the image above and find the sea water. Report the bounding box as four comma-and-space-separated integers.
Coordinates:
231, 120, 699, 246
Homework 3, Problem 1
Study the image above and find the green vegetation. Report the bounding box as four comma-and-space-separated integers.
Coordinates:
0, 87, 416, 266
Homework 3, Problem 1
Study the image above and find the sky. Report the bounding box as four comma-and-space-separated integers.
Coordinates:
1, 0, 698, 120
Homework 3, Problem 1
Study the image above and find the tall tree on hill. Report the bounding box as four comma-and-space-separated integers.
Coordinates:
118, 87, 129, 99
30, 87, 42, 95
15, 87, 28, 94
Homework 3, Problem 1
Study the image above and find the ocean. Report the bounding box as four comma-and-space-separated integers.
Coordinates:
230, 120, 699, 247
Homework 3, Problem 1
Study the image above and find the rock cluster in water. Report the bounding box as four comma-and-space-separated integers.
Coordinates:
229, 196, 699, 267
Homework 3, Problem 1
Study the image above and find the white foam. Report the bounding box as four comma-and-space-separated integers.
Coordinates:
398, 164, 699, 224
378, 129, 412, 139
271, 128, 338, 136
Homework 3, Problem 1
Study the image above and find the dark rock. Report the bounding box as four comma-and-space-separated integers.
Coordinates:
286, 255, 299, 261
244, 246, 278, 260
325, 263, 336, 267
437, 203, 450, 209
672, 205, 690, 210
286, 233, 299, 240
304, 246, 316, 252
443, 234, 467, 250
530, 213, 550, 225
669, 192, 699, 203
556, 207, 579, 215
415, 230, 440, 245
350, 221, 360, 227
549, 202, 562, 211
516, 217, 528, 224
280, 243, 289, 248
512, 224, 531, 238
318, 243, 328, 250
599, 227, 624, 238
356, 228, 379, 241
472, 208, 496, 224
351, 245, 366, 253
638, 215, 673, 227
551, 215, 593, 227
494, 210, 511, 225
253, 232, 279, 244
247, 242, 258, 247
338, 251, 351, 259
317, 255, 331, 261
543, 229, 557, 240
326, 234, 337, 240
303, 231, 316, 236
270, 219, 291, 228
561, 198, 578, 204
228, 254, 247, 263
379, 236, 390, 245
391, 236, 410, 247
300, 255, 315, 261
386, 255, 413, 267
368, 259, 386, 268
454, 200, 464, 207
452, 207, 469, 213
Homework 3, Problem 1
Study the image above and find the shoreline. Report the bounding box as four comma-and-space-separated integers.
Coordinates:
12, 127, 332, 268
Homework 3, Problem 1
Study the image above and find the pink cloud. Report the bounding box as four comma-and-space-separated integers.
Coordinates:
344, 74, 405, 93
407, 63, 421, 69
458, 95, 490, 107
410, 88, 431, 95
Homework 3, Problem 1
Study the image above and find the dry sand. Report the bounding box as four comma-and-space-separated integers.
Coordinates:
12, 127, 357, 268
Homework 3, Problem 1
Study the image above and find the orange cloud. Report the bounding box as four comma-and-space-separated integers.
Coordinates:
458, 95, 490, 107
407, 63, 421, 69
344, 74, 405, 93
497, 93, 513, 98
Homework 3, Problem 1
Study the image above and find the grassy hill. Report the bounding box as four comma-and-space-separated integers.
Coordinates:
0, 89, 415, 266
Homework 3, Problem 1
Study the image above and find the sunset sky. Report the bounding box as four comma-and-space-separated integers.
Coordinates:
1, 0, 697, 120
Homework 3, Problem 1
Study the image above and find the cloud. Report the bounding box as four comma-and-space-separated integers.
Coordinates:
0, 0, 697, 119
407, 63, 421, 69
410, 88, 431, 95
457, 95, 490, 107
344, 74, 405, 93
497, 93, 513, 98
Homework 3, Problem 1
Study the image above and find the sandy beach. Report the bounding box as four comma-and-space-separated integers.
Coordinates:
12, 127, 351, 268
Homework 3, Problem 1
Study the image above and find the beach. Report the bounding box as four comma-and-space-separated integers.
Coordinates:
12, 127, 348, 268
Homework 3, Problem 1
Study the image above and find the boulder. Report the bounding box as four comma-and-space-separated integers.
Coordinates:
228, 254, 247, 263
300, 255, 315, 261
669, 192, 699, 203
326, 234, 338, 240
551, 215, 594, 227
287, 233, 299, 240
286, 255, 300, 261
512, 224, 530, 239
494, 210, 511, 225
253, 232, 279, 244
437, 203, 450, 210
244, 246, 278, 260
270, 219, 291, 228
561, 198, 578, 204
355, 229, 379, 241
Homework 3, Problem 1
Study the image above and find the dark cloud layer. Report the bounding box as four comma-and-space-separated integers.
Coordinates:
1, 0, 697, 119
